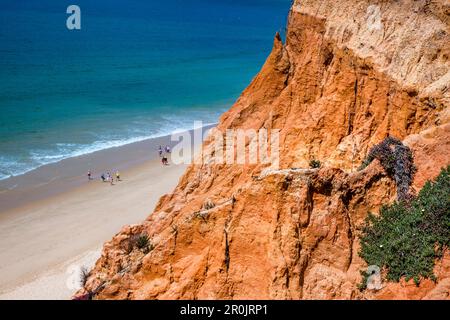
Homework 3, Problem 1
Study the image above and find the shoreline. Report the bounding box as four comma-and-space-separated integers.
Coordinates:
0, 124, 215, 214
0, 125, 213, 299
0, 121, 221, 183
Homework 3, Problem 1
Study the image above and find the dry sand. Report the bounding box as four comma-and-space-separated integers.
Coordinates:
0, 126, 213, 300
0, 158, 187, 300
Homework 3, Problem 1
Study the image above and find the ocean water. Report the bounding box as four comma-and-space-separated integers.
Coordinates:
0, 0, 290, 180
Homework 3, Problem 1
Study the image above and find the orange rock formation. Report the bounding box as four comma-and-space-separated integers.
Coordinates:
80, 0, 449, 299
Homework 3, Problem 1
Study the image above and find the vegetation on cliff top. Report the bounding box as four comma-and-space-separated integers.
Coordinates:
359, 166, 450, 289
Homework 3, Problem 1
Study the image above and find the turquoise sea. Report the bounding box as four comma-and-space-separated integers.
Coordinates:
0, 0, 289, 180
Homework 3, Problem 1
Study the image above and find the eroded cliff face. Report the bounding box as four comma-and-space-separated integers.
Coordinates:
80, 0, 449, 299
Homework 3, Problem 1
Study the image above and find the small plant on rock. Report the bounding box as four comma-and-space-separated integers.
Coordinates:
136, 234, 150, 251
80, 266, 90, 287
126, 233, 154, 254
309, 159, 321, 169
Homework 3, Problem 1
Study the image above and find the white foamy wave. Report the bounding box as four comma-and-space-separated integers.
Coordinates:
0, 120, 218, 181
0, 173, 10, 181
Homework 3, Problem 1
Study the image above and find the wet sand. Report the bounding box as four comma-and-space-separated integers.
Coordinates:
0, 129, 200, 213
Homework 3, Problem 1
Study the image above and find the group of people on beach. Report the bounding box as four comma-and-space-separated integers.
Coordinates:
87, 170, 121, 185
85, 144, 171, 184
159, 145, 171, 166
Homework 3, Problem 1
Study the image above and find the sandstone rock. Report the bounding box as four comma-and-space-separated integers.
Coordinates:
79, 0, 449, 300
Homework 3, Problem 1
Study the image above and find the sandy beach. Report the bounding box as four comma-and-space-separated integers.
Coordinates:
0, 158, 187, 299
0, 126, 213, 300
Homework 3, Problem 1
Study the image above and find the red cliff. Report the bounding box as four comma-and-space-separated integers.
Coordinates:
79, 0, 449, 300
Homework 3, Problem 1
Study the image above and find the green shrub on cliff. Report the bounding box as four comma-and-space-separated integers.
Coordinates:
359, 166, 450, 288
136, 233, 154, 253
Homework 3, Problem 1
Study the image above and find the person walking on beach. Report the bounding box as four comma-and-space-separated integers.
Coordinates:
107, 172, 114, 185
165, 145, 171, 153
162, 155, 169, 165
101, 173, 106, 182
87, 170, 92, 181
116, 170, 121, 181
158, 145, 163, 157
